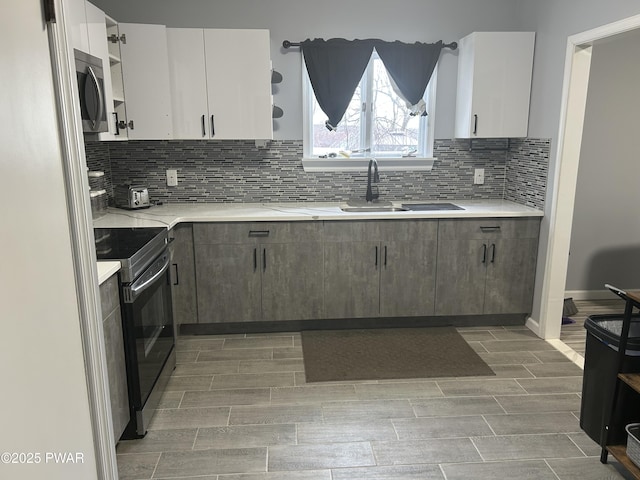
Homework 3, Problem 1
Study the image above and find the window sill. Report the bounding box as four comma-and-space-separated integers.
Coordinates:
301, 157, 435, 172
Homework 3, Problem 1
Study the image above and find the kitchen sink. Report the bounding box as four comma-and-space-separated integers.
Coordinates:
340, 206, 409, 212
402, 203, 464, 211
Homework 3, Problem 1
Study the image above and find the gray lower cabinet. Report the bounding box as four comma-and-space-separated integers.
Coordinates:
187, 216, 538, 324
323, 240, 380, 318
435, 218, 540, 315
323, 220, 438, 318
261, 242, 324, 321
193, 222, 323, 323
99, 274, 129, 442
380, 236, 438, 317
169, 224, 198, 328
196, 243, 262, 323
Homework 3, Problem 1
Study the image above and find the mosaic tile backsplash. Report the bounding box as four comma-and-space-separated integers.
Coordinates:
85, 138, 549, 209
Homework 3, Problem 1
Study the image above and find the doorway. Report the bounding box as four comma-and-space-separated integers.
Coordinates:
538, 14, 640, 342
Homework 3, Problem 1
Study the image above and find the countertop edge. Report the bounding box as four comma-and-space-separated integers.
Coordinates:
97, 261, 121, 285
93, 201, 544, 230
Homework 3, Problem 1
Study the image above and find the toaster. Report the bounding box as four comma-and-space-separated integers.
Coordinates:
114, 185, 151, 209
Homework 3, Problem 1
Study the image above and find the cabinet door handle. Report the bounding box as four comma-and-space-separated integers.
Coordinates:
249, 230, 270, 237
211, 115, 215, 137
253, 248, 257, 272
201, 114, 206, 137
482, 243, 487, 263
384, 245, 388, 267
172, 263, 179, 285
490, 243, 496, 263
375, 246, 378, 268
473, 114, 478, 135
263, 248, 266, 271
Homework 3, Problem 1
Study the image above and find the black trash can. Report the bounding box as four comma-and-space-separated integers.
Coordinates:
580, 314, 640, 446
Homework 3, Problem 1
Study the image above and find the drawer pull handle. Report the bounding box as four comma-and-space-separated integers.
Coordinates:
480, 226, 501, 232
249, 230, 270, 237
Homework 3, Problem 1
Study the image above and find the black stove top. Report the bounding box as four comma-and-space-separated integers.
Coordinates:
94, 227, 168, 282
95, 227, 165, 260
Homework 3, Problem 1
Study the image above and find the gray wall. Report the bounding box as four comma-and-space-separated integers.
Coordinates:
91, 0, 522, 140
513, 0, 640, 322
518, 0, 640, 140
565, 30, 640, 292
519, 0, 640, 308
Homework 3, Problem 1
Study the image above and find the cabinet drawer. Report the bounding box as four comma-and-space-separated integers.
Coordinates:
324, 220, 438, 242
193, 221, 323, 244
438, 218, 540, 240
376, 220, 438, 242
323, 221, 380, 242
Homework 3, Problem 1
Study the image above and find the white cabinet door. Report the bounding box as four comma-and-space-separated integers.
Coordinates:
85, 2, 118, 140
204, 29, 273, 140
166, 28, 210, 139
454, 32, 535, 139
119, 23, 173, 139
64, 0, 89, 53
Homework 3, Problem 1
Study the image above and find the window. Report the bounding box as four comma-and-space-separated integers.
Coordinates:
302, 51, 437, 169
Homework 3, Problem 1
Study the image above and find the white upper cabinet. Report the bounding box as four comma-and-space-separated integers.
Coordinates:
454, 32, 535, 139
65, 0, 90, 52
166, 28, 210, 139
204, 29, 273, 140
167, 28, 273, 140
85, 2, 118, 140
118, 23, 173, 140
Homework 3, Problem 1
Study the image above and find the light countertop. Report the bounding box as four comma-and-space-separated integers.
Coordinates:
93, 199, 543, 230
97, 261, 120, 285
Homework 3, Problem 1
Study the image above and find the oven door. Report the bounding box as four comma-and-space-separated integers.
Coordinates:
121, 250, 174, 434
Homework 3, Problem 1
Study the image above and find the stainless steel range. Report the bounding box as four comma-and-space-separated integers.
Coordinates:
95, 227, 175, 439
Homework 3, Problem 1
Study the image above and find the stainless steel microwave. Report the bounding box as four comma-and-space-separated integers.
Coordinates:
74, 49, 108, 133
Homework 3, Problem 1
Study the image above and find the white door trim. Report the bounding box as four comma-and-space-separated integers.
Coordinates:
537, 14, 640, 340
49, 0, 119, 478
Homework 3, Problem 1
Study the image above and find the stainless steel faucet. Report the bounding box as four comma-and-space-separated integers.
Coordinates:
365, 157, 380, 203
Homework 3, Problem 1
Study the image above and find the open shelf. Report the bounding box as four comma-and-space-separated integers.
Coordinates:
601, 288, 640, 479
619, 373, 640, 394
608, 445, 640, 479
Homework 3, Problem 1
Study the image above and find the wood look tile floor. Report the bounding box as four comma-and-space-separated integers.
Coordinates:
560, 299, 625, 356
116, 325, 634, 480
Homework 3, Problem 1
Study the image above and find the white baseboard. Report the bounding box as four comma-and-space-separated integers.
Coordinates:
564, 289, 615, 301
525, 316, 541, 337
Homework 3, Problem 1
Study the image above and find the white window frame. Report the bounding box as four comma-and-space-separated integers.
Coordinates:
301, 56, 437, 172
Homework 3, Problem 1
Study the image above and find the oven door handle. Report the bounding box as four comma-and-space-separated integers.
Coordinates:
129, 254, 170, 301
